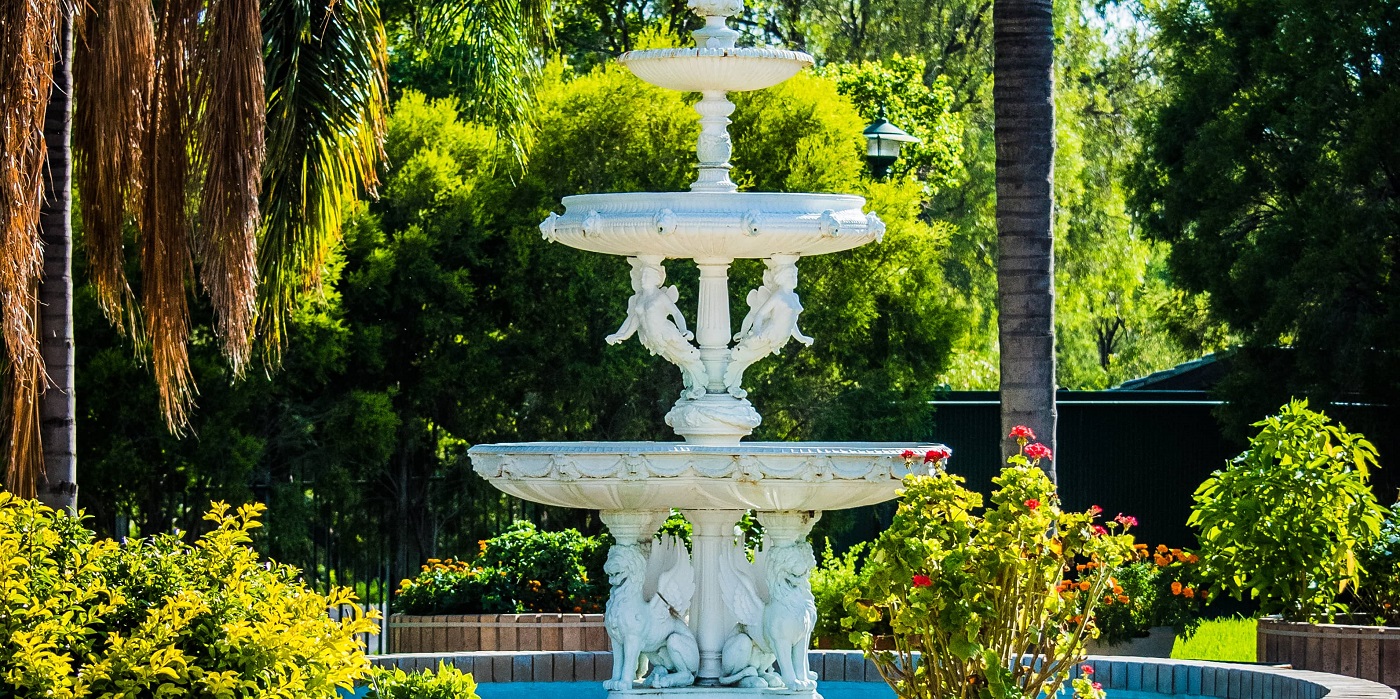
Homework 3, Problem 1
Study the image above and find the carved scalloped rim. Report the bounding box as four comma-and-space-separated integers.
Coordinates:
619, 47, 815, 64
467, 443, 946, 482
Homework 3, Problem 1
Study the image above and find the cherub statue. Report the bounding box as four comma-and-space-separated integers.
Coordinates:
718, 539, 819, 690
606, 256, 709, 399
603, 536, 701, 691
724, 256, 813, 398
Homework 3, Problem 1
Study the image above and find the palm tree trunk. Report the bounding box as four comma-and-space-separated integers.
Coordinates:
38, 6, 77, 512
993, 0, 1056, 479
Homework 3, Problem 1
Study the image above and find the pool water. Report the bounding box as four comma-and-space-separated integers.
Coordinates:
475, 682, 1203, 699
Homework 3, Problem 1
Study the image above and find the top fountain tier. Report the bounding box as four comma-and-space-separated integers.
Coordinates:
618, 0, 814, 94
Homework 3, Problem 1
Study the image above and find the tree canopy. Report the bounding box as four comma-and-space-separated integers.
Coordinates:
1132, 0, 1400, 428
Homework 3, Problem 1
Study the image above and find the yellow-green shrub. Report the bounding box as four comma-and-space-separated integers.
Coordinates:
0, 495, 378, 698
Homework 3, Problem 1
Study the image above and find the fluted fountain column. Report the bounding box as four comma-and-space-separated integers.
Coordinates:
694, 259, 732, 393
684, 509, 741, 685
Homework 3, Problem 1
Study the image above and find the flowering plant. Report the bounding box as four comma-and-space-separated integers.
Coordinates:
845, 429, 1135, 699
1083, 544, 1202, 646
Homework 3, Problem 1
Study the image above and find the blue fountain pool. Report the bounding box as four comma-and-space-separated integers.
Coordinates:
475, 683, 1207, 699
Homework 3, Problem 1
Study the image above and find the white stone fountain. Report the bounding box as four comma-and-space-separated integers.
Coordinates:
468, 2, 947, 696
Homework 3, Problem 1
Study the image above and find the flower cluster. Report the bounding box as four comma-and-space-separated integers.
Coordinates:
901, 447, 952, 466
1087, 540, 1205, 645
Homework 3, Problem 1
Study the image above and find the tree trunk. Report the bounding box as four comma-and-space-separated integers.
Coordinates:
993, 0, 1056, 479
37, 7, 77, 513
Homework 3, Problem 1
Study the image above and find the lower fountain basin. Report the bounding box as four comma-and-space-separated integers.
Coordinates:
539, 192, 883, 259
466, 442, 942, 511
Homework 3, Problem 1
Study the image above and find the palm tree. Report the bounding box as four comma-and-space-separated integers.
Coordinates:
38, 6, 76, 511
993, 0, 1057, 479
1, 0, 388, 509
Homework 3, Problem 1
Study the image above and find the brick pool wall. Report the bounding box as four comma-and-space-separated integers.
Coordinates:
370, 651, 1397, 699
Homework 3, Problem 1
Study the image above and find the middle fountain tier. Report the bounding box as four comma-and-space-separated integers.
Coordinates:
469, 0, 949, 696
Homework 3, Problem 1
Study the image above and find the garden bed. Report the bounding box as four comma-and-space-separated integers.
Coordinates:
389, 613, 609, 653
1257, 617, 1400, 689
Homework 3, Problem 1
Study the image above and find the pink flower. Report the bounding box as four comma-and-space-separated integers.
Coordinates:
924, 447, 951, 464
1115, 513, 1138, 527
1009, 425, 1036, 440
912, 574, 933, 588
1092, 525, 1109, 537
1025, 498, 1040, 510
901, 449, 915, 459
1093, 682, 1103, 691
1082, 665, 1094, 675
1090, 505, 1103, 515
1024, 442, 1052, 461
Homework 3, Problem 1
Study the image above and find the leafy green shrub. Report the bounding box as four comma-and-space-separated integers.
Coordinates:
1358, 501, 1400, 625
393, 521, 607, 615
366, 663, 479, 699
1189, 400, 1388, 621
845, 434, 1135, 699
0, 495, 377, 698
810, 540, 874, 648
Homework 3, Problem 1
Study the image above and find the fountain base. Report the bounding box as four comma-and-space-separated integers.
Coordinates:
609, 686, 821, 699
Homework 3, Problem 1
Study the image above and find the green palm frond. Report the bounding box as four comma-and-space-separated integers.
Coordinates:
418, 0, 552, 160
258, 0, 387, 358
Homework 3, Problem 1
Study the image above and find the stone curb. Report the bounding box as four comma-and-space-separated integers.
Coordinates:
370, 650, 1397, 699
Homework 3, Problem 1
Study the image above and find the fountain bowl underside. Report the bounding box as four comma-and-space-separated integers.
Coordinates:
540, 192, 882, 259
467, 442, 942, 511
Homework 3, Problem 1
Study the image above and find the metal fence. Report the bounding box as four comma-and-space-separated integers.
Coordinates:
915, 390, 1400, 548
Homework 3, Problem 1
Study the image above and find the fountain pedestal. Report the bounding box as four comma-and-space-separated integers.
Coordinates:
468, 0, 948, 695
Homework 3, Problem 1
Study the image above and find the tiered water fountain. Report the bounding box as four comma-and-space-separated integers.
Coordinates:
468, 2, 947, 696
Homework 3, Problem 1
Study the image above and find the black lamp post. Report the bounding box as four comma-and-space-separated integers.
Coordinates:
863, 116, 919, 179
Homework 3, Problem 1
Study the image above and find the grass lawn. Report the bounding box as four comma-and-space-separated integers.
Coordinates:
1172, 617, 1258, 662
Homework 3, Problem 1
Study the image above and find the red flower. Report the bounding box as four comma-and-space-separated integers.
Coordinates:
912, 574, 933, 588
901, 449, 915, 459
924, 447, 951, 463
1082, 665, 1094, 675
1025, 498, 1040, 510
1115, 513, 1138, 527
1090, 505, 1103, 515
1024, 442, 1052, 461
1009, 425, 1036, 440
1092, 525, 1109, 537
1093, 682, 1103, 691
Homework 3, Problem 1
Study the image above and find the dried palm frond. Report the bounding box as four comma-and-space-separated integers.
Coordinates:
140, 0, 202, 431
2, 305, 43, 498
195, 0, 264, 373
258, 0, 387, 358
1, 0, 62, 494
74, 0, 154, 337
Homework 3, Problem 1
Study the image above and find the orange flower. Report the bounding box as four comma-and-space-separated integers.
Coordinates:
1171, 581, 1184, 595
1113, 585, 1123, 595
1183, 587, 1196, 599
1155, 555, 1171, 567
1103, 595, 1115, 604
1133, 543, 1148, 550
1117, 595, 1129, 604
1078, 581, 1091, 591
1156, 544, 1169, 554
